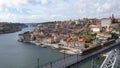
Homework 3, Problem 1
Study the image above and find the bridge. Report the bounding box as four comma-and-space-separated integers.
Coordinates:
40, 39, 120, 68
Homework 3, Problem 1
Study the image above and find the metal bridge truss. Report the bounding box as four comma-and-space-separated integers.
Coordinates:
100, 46, 120, 68
91, 56, 101, 68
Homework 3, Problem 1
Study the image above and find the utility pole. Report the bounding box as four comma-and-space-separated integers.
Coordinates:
50, 61, 52, 68
77, 54, 79, 68
64, 49, 65, 68
37, 58, 39, 68
64, 49, 65, 60
91, 57, 94, 68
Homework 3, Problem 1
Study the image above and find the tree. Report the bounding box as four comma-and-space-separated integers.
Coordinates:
85, 38, 93, 43
111, 33, 118, 39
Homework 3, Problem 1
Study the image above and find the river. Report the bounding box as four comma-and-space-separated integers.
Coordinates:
0, 27, 104, 68
0, 27, 65, 68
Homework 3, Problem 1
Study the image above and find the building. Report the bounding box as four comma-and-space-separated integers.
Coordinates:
96, 33, 112, 40
101, 18, 112, 27
115, 18, 120, 22
18, 32, 31, 42
90, 24, 101, 33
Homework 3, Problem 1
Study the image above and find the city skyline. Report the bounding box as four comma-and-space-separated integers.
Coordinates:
0, 0, 120, 23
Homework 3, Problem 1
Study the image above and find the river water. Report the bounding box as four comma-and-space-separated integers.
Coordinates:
0, 27, 104, 68
0, 27, 65, 68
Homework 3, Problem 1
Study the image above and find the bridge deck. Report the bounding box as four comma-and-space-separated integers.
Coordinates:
42, 41, 120, 68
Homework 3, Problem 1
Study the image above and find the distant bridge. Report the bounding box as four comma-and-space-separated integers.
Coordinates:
41, 39, 120, 68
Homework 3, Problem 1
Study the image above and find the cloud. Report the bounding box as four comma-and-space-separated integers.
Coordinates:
0, 0, 120, 23
40, 0, 48, 5
97, 0, 120, 13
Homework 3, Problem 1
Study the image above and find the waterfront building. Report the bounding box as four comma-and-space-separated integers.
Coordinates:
19, 32, 31, 42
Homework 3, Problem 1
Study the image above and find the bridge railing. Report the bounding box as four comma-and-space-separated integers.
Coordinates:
40, 55, 78, 68
41, 41, 120, 68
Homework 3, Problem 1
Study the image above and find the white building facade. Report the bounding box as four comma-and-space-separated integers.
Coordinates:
101, 19, 112, 27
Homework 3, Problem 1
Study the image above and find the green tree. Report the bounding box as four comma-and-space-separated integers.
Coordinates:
85, 38, 93, 43
111, 33, 118, 39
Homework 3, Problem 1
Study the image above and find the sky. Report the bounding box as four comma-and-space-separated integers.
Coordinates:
0, 0, 120, 23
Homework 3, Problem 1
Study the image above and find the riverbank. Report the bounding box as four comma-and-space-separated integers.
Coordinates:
0, 29, 21, 34
18, 40, 82, 55
0, 27, 65, 68
0, 27, 109, 68
0, 23, 27, 34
